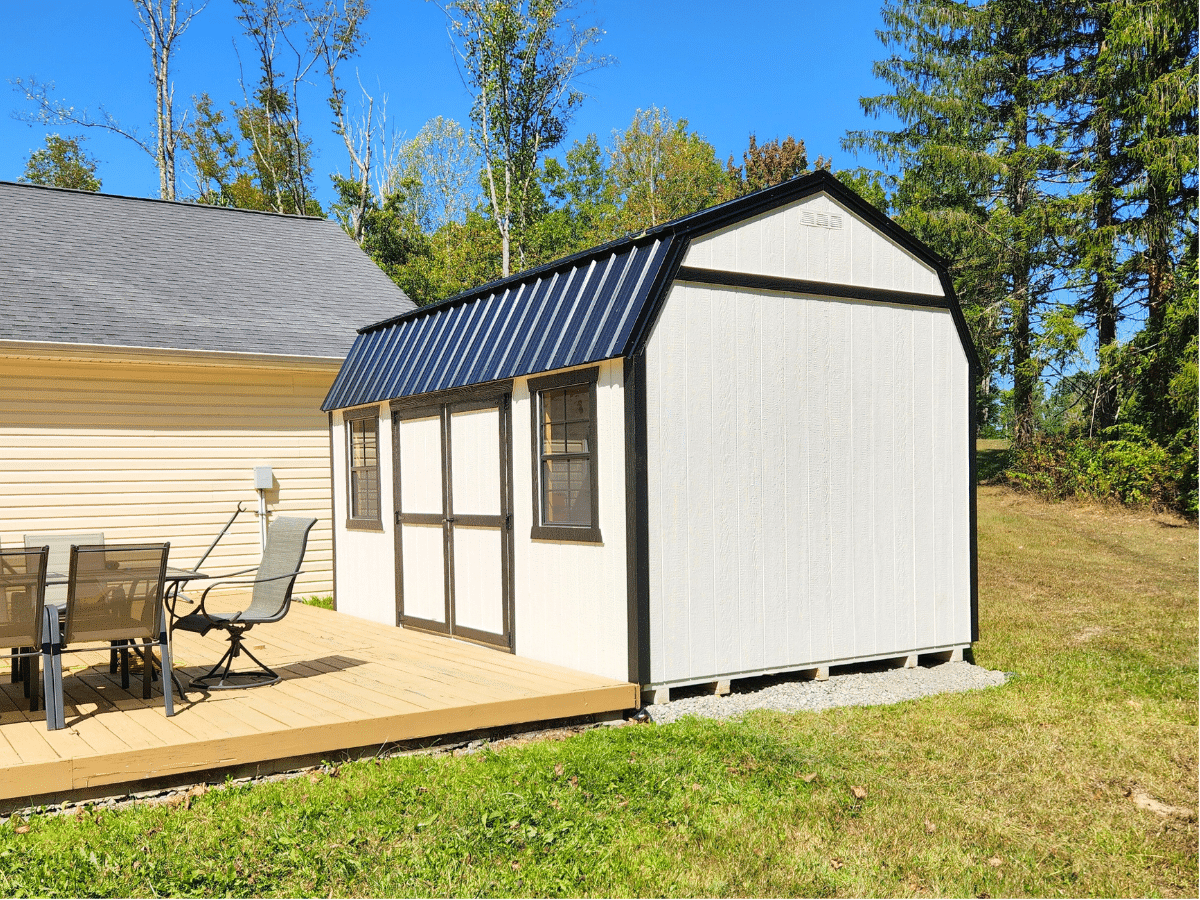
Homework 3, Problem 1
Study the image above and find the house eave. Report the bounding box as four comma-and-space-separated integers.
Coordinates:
0, 339, 345, 371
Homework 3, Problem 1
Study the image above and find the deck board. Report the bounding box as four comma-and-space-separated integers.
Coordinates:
0, 604, 636, 805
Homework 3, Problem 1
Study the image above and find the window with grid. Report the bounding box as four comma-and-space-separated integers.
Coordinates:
530, 368, 601, 542
347, 412, 380, 525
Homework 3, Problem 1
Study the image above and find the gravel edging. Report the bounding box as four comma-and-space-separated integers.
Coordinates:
645, 661, 1008, 724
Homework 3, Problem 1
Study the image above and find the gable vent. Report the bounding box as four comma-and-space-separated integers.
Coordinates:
800, 210, 843, 229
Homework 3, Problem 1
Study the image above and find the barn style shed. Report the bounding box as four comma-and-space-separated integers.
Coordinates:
323, 171, 980, 697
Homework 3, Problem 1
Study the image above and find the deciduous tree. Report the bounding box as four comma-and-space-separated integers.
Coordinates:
608, 107, 728, 232
11, 0, 204, 199
444, 0, 611, 275
20, 134, 102, 191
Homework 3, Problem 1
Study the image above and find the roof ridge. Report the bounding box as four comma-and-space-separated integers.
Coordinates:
0, 180, 328, 222
356, 170, 841, 335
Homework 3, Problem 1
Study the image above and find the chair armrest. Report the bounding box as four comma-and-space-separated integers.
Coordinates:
189, 569, 304, 625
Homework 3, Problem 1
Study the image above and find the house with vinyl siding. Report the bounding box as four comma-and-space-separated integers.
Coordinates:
0, 181, 415, 594
321, 171, 981, 698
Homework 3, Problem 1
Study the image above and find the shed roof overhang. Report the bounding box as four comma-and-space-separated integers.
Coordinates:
322, 171, 982, 412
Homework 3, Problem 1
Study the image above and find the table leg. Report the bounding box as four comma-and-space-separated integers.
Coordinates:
164, 580, 188, 700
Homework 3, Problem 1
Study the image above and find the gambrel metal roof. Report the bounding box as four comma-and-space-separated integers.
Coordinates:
324, 236, 675, 410
323, 171, 981, 411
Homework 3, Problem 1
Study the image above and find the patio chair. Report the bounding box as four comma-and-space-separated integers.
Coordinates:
23, 532, 105, 607
173, 517, 316, 690
44, 543, 174, 731
19, 532, 107, 679
0, 546, 57, 724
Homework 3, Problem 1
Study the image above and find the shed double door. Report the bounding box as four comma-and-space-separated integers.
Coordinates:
393, 392, 514, 650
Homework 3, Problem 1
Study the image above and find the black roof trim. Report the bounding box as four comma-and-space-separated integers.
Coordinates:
354, 169, 978, 372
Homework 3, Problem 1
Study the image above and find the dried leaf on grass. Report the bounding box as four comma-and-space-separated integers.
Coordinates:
829, 858, 844, 870
850, 786, 867, 800
924, 819, 936, 834
988, 857, 1003, 867
553, 763, 564, 777
801, 772, 818, 783
14, 825, 30, 835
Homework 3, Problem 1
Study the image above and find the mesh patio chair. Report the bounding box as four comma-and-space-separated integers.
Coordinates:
44, 543, 174, 731
0, 546, 57, 725
173, 517, 316, 690
21, 532, 119, 678
23, 532, 105, 607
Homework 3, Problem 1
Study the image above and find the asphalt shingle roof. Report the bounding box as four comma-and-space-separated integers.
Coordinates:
0, 181, 415, 358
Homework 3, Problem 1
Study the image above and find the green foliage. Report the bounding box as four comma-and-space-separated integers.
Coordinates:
20, 134, 102, 191
447, 0, 610, 274
398, 211, 504, 306
1004, 429, 1196, 515
724, 133, 827, 198
330, 174, 428, 284
182, 91, 320, 215
524, 134, 618, 262
608, 107, 730, 231
846, 0, 1197, 451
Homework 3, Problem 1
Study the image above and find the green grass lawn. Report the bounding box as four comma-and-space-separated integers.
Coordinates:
2, 487, 1195, 897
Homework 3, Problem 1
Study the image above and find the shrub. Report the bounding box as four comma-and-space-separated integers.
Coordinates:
1004, 431, 1197, 517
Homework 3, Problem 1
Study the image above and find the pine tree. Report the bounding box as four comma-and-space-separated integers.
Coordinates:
845, 0, 1077, 444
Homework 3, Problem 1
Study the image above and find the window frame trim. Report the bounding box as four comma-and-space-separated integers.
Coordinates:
528, 366, 602, 544
344, 406, 383, 531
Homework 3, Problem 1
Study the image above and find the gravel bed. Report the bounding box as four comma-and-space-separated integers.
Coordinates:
646, 661, 1008, 724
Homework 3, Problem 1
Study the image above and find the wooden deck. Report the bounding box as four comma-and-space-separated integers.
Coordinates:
0, 603, 638, 807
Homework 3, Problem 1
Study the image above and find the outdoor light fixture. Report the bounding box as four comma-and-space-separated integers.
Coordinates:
253, 465, 274, 552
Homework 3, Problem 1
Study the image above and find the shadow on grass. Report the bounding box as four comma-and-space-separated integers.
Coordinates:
976, 441, 1011, 483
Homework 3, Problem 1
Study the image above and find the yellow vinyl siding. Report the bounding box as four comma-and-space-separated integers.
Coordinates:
0, 352, 337, 595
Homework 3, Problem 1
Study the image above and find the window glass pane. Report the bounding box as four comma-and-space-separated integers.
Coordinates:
565, 420, 589, 453
350, 417, 377, 467
348, 416, 379, 520
536, 379, 595, 531
545, 389, 567, 427
563, 385, 588, 423
543, 422, 566, 455
542, 458, 591, 525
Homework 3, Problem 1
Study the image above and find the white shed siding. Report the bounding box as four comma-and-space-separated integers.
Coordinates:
644, 281, 971, 685
685, 193, 944, 297
510, 359, 629, 682
0, 351, 336, 596
330, 403, 397, 624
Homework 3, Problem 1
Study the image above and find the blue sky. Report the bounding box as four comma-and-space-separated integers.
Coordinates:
2, 0, 896, 208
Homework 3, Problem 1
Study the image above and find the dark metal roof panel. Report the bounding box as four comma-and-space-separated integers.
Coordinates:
323, 236, 674, 410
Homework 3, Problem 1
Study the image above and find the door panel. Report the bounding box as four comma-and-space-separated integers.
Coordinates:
400, 524, 446, 623
451, 526, 504, 635
399, 414, 443, 514
394, 391, 513, 650
450, 407, 502, 515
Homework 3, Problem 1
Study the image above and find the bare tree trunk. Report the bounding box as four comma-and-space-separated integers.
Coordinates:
133, 0, 205, 200
1008, 57, 1037, 448
1092, 116, 1119, 434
